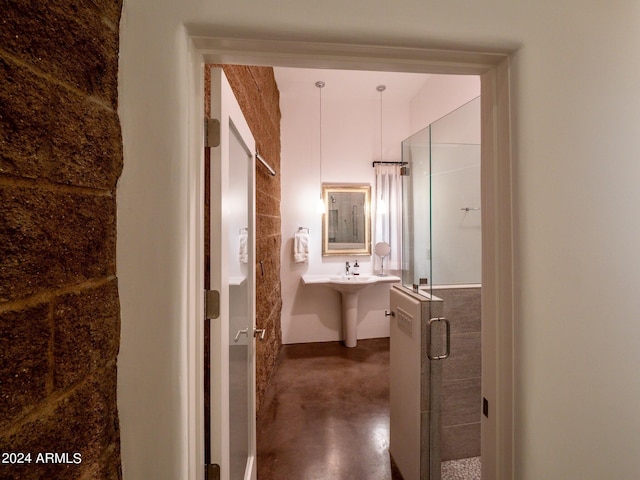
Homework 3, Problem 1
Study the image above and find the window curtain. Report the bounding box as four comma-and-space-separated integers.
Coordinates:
374, 164, 402, 272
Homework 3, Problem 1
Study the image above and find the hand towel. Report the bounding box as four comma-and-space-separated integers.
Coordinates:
294, 232, 309, 263
239, 230, 248, 264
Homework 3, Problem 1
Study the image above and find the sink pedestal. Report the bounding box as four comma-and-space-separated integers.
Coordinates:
341, 291, 359, 347
301, 274, 401, 348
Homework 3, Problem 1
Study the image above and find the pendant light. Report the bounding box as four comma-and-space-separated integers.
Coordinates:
376, 85, 387, 215
316, 80, 326, 214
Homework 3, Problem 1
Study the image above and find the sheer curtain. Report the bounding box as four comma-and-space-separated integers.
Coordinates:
374, 164, 402, 272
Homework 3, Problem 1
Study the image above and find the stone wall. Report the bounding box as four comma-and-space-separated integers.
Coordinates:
1, 1, 123, 478
206, 65, 283, 413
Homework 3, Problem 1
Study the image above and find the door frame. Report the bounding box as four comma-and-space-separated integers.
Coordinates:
186, 37, 514, 480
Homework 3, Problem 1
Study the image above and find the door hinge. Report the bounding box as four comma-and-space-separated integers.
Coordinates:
204, 289, 220, 320
205, 463, 220, 480
205, 117, 220, 148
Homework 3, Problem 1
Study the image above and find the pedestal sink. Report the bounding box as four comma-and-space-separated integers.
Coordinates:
301, 274, 401, 347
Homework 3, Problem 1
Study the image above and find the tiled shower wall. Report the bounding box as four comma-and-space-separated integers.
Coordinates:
437, 288, 482, 460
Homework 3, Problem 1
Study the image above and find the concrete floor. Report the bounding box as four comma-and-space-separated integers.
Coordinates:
256, 338, 403, 480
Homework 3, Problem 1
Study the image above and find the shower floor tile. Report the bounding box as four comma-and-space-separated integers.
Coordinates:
442, 456, 481, 480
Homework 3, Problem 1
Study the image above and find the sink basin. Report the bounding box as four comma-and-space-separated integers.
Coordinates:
328, 275, 378, 292
329, 275, 377, 282
301, 274, 401, 347
303, 274, 390, 286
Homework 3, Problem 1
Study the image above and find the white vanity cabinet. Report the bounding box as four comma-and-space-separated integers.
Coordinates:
389, 285, 444, 480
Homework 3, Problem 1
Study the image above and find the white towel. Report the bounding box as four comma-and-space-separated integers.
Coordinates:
239, 231, 248, 264
293, 232, 309, 263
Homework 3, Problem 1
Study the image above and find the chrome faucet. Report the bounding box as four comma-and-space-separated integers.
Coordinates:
345, 261, 351, 275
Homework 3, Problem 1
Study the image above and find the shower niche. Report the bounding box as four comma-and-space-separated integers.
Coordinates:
389, 97, 482, 480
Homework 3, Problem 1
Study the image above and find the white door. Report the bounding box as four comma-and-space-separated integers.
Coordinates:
209, 67, 257, 480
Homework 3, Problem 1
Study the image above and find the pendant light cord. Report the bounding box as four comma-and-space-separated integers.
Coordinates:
377, 85, 387, 211
316, 81, 325, 192
320, 84, 323, 183
377, 85, 386, 164
315, 81, 326, 213
379, 87, 383, 162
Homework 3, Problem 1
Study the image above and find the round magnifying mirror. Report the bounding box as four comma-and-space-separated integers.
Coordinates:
374, 242, 391, 257
374, 242, 391, 276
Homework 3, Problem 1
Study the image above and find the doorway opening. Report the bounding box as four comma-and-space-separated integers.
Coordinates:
188, 37, 513, 480
274, 68, 481, 479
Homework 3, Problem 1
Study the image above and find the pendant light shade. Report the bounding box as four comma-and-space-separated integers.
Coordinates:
316, 197, 326, 214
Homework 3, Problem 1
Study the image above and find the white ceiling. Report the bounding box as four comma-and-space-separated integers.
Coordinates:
274, 67, 432, 102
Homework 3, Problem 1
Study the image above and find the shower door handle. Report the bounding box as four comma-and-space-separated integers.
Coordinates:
427, 317, 451, 360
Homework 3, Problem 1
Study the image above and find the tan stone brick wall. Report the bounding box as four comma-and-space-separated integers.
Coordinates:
206, 65, 283, 414
1, 1, 123, 478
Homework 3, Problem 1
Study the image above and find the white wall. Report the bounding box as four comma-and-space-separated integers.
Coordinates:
278, 74, 479, 344
279, 82, 410, 344
410, 75, 480, 134
118, 1, 640, 479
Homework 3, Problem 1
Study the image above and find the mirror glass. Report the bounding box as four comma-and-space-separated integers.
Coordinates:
374, 241, 391, 276
374, 241, 391, 257
322, 184, 371, 256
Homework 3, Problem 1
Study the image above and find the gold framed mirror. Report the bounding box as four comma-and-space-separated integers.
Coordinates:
322, 183, 371, 256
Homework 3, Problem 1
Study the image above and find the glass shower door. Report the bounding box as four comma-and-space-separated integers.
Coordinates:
401, 96, 481, 479
429, 99, 482, 287
401, 125, 431, 294
402, 123, 441, 479
428, 97, 481, 479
